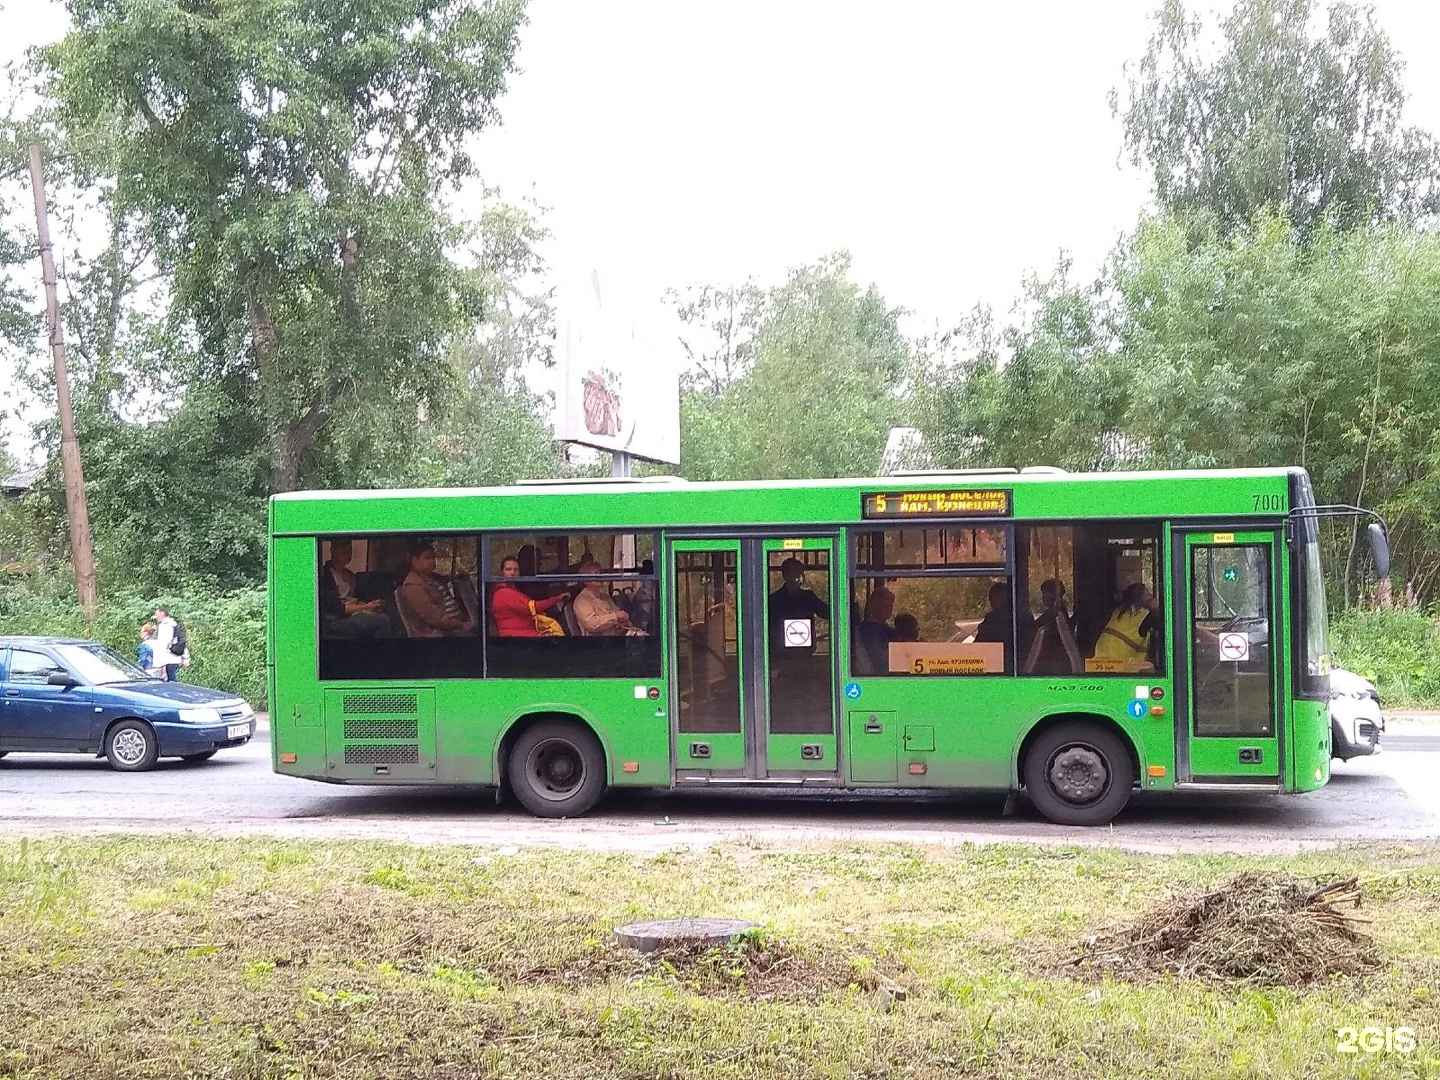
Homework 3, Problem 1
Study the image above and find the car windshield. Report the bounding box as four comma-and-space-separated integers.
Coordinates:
53, 643, 154, 685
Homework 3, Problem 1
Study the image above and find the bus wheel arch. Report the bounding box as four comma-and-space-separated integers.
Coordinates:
498, 712, 610, 819
1018, 713, 1139, 827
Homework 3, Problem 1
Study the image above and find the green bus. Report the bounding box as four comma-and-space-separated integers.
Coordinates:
268, 466, 1385, 825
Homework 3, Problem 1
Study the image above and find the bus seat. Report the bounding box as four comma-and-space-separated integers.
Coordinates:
453, 573, 479, 624
1056, 612, 1084, 673
392, 588, 418, 637
560, 598, 582, 637
1022, 627, 1047, 674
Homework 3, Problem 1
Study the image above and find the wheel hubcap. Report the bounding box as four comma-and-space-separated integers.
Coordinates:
1047, 744, 1109, 805
112, 728, 148, 765
527, 739, 584, 802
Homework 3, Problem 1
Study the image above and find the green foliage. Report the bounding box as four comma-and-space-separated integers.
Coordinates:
1115, 212, 1440, 597
388, 200, 564, 488
677, 253, 911, 481
0, 575, 266, 707
1116, 0, 1440, 239
912, 260, 1129, 472
1331, 606, 1440, 708
41, 0, 529, 492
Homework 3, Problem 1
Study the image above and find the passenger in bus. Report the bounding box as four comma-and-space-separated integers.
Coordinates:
857, 586, 897, 674
768, 557, 830, 651
1029, 578, 1077, 672
974, 582, 1033, 670
1091, 582, 1161, 670
515, 543, 563, 600
573, 561, 644, 635
491, 556, 567, 637
319, 539, 393, 639
395, 539, 477, 638
894, 612, 921, 642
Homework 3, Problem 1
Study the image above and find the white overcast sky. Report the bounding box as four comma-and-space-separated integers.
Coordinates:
5, 0, 1440, 464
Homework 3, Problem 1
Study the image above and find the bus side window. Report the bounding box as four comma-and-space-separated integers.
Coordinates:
1015, 524, 1164, 677
316, 533, 480, 680
851, 528, 1016, 676
483, 532, 661, 680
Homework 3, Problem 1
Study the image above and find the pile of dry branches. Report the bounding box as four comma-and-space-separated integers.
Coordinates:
1069, 871, 1379, 986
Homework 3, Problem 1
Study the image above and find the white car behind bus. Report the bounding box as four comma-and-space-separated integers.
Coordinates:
1330, 667, 1383, 761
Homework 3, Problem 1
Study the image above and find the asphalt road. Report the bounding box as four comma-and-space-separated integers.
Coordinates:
2, 728, 1437, 854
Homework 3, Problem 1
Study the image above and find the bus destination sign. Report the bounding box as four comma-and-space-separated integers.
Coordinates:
861, 489, 1012, 520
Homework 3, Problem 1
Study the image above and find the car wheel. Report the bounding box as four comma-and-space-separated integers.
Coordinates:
182, 750, 218, 763
1023, 722, 1135, 826
105, 720, 159, 772
507, 719, 607, 818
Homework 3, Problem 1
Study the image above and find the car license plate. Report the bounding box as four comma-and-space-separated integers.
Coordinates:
227, 723, 251, 739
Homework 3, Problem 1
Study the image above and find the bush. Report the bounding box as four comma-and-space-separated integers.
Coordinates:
1331, 605, 1440, 709
0, 575, 266, 709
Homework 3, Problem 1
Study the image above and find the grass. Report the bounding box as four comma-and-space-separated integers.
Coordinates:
1, 836, 1439, 1079
1333, 605, 1440, 709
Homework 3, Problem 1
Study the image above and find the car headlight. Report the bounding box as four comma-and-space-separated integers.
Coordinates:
178, 708, 222, 725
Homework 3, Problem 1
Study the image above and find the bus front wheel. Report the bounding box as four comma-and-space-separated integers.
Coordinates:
507, 719, 607, 818
1023, 722, 1134, 826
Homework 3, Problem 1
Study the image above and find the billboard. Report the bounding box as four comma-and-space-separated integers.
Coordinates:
555, 270, 681, 465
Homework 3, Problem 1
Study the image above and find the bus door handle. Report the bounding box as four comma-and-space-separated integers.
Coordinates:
864, 717, 883, 734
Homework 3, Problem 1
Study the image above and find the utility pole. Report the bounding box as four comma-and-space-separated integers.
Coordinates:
28, 143, 98, 617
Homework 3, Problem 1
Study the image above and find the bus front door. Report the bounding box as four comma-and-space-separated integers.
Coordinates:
668, 537, 839, 781
1174, 529, 1282, 784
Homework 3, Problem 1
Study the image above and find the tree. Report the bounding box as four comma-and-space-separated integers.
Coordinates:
1116, 0, 1440, 239
667, 280, 762, 396
40, 0, 528, 492
911, 260, 1129, 472
1112, 211, 1440, 598
675, 254, 912, 482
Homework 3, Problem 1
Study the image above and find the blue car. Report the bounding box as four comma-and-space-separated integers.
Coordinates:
0, 636, 256, 770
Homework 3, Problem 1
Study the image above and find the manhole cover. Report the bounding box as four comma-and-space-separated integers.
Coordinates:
613, 917, 761, 953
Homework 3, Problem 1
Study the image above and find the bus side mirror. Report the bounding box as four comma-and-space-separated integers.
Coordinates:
1367, 523, 1391, 579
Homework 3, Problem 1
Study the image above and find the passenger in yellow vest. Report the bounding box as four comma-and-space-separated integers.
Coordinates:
1092, 582, 1161, 671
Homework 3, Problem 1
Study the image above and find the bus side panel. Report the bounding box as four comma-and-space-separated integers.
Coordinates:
842, 680, 1166, 791
271, 535, 327, 778
455, 680, 671, 789
1290, 699, 1330, 792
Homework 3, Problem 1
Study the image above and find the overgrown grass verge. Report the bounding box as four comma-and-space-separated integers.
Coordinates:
1, 837, 1439, 1079
1333, 605, 1440, 708
0, 578, 265, 708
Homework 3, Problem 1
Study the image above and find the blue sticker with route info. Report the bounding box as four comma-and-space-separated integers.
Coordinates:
1127, 699, 1148, 719
843, 682, 862, 700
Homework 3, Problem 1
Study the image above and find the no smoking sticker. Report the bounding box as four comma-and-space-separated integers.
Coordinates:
783, 619, 813, 648
1218, 632, 1250, 662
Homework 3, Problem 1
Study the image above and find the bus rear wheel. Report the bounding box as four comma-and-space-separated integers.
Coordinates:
1023, 722, 1134, 826
507, 719, 607, 818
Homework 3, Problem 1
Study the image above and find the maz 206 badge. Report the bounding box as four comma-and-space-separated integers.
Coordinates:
1335, 1026, 1416, 1055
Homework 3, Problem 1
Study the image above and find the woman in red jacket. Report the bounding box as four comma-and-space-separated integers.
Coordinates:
491, 555, 566, 637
